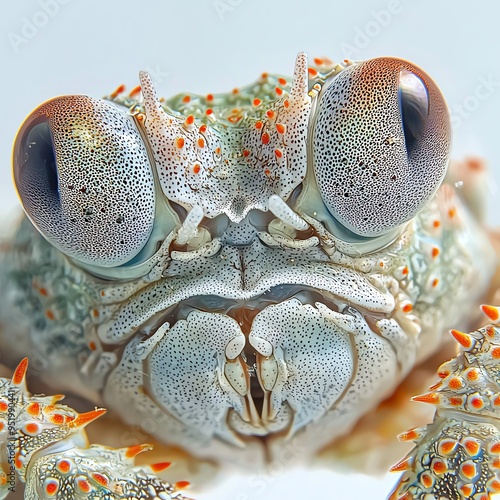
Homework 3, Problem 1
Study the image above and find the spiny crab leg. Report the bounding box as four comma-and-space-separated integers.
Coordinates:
389, 305, 500, 499
0, 358, 192, 500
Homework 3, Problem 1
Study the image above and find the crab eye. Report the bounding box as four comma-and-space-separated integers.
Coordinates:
13, 96, 156, 267
312, 57, 451, 238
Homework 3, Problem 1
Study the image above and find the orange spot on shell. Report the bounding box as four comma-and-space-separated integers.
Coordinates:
490, 442, 500, 454
56, 459, 71, 473
448, 207, 457, 219
275, 87, 283, 96
24, 422, 39, 435
433, 220, 441, 228
182, 95, 191, 103
261, 132, 270, 145
438, 439, 457, 455
193, 163, 201, 175
243, 149, 250, 157
448, 377, 463, 390
50, 413, 65, 425
308, 67, 318, 77
261, 72, 268, 79
278, 77, 287, 85
176, 137, 185, 149
492, 347, 500, 359
0, 401, 8, 412
450, 396, 464, 406
232, 88, 239, 94
197, 138, 205, 148
206, 93, 214, 102
402, 303, 413, 313
431, 459, 447, 474
283, 99, 289, 108
470, 396, 484, 409
88, 341, 96, 351
45, 309, 55, 320
199, 124, 207, 133
45, 480, 59, 495
39, 287, 48, 296
205, 108, 213, 116
402, 266, 409, 275
463, 438, 480, 456
92, 309, 99, 318
274, 149, 283, 159
460, 462, 477, 479
215, 147, 221, 155
432, 278, 439, 288
466, 369, 479, 381
460, 484, 473, 497
253, 98, 262, 107
15, 453, 23, 470
266, 109, 275, 119
76, 477, 90, 493
185, 114, 195, 125
255, 121, 263, 130
91, 472, 109, 486
431, 247, 440, 258
421, 473, 433, 488
276, 123, 286, 134
490, 479, 500, 492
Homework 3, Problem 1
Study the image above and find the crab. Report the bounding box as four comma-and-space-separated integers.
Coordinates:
0, 52, 499, 499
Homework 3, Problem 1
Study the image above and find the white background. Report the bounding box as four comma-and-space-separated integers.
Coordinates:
0, 1, 499, 499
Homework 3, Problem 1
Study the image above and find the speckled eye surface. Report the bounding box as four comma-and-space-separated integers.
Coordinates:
13, 96, 156, 267
312, 57, 451, 237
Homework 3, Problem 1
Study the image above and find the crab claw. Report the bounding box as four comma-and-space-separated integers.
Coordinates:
389, 305, 500, 499
0, 358, 193, 499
